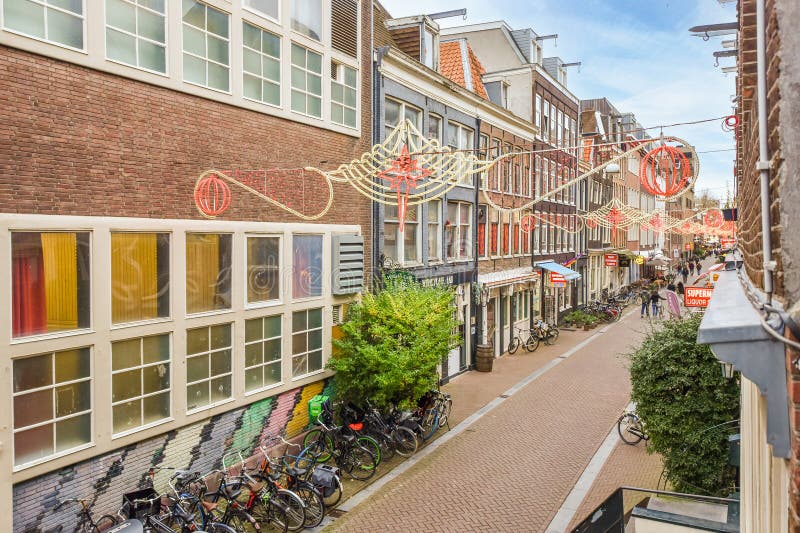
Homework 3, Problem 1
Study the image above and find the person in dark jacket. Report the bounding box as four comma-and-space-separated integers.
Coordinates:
676, 281, 685, 296
650, 289, 667, 317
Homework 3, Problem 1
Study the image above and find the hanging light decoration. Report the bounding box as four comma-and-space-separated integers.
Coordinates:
639, 144, 693, 199
703, 208, 724, 228
607, 207, 626, 239
377, 144, 432, 232
194, 171, 232, 218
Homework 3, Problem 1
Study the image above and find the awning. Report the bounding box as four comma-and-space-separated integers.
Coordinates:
478, 267, 540, 287
536, 261, 582, 281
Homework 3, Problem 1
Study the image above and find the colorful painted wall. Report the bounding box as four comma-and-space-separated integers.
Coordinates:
13, 379, 334, 533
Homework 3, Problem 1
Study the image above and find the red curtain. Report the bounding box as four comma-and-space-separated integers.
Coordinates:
12, 235, 46, 337
477, 223, 485, 257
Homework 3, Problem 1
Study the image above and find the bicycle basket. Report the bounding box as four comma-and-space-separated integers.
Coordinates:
310, 465, 340, 497
121, 488, 160, 519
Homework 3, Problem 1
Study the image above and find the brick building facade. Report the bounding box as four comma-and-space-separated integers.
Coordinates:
0, 0, 372, 529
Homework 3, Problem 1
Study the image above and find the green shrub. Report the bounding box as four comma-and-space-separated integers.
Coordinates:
328, 277, 459, 411
629, 314, 740, 496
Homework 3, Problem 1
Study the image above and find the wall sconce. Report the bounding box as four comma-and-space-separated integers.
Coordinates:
720, 361, 736, 379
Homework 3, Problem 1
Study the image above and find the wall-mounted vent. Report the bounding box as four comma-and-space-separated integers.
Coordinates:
331, 0, 358, 58
332, 234, 364, 295
332, 304, 343, 324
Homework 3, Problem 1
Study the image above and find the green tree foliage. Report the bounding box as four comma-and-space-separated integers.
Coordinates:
329, 277, 459, 410
629, 314, 740, 495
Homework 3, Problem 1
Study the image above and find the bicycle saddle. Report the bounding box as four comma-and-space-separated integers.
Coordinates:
285, 465, 307, 477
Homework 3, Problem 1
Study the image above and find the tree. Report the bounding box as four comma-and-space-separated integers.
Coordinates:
629, 315, 740, 495
329, 277, 459, 410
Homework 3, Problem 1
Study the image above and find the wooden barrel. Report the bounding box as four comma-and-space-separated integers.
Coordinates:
475, 344, 494, 372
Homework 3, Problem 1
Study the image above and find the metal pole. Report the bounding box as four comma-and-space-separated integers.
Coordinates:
756, 0, 774, 303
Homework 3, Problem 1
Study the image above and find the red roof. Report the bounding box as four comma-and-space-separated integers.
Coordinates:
439, 40, 488, 99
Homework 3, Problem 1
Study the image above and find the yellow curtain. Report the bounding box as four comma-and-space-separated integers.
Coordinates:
186, 234, 220, 314
41, 233, 78, 330
112, 233, 158, 323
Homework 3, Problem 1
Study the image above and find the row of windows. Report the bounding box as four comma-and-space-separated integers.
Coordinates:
476, 206, 576, 259
384, 200, 473, 265
11, 231, 322, 339
1, 0, 358, 127
535, 93, 578, 150
12, 308, 324, 468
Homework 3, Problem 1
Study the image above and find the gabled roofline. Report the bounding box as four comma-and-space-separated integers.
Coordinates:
441, 21, 528, 66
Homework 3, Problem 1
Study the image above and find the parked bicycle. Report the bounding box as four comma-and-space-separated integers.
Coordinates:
531, 319, 559, 345
617, 405, 649, 445
47, 498, 119, 533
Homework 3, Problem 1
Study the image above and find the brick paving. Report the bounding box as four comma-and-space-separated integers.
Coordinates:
325, 311, 649, 532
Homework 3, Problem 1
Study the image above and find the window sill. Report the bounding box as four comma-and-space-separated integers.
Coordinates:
291, 368, 326, 382
10, 327, 94, 345
244, 381, 284, 397
13, 441, 95, 473
186, 397, 236, 417
111, 317, 172, 330
112, 417, 174, 441
245, 300, 284, 311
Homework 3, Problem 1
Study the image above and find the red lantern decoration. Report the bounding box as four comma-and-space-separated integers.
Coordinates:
703, 209, 724, 228
378, 145, 432, 232
586, 218, 598, 229
607, 208, 625, 239
639, 145, 692, 199
649, 213, 663, 232
521, 214, 535, 233
194, 172, 232, 217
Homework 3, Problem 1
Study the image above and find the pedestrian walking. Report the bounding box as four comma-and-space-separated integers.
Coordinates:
676, 281, 685, 296
689, 262, 695, 276
681, 265, 689, 284
650, 289, 667, 318
640, 289, 650, 318
695, 260, 702, 275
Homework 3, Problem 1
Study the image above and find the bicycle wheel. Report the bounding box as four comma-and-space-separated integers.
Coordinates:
438, 397, 453, 428
367, 430, 395, 461
421, 412, 439, 441
271, 489, 306, 532
302, 429, 334, 463
225, 509, 260, 533
92, 516, 119, 532
293, 482, 325, 529
206, 524, 240, 533
343, 445, 377, 480
249, 497, 288, 533
508, 336, 520, 354
617, 413, 644, 445
523, 334, 539, 352
545, 328, 559, 345
356, 435, 381, 467
391, 426, 418, 457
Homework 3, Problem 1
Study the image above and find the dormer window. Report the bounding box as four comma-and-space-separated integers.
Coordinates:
421, 25, 438, 69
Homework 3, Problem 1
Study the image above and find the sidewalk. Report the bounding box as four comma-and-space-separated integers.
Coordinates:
322, 310, 664, 532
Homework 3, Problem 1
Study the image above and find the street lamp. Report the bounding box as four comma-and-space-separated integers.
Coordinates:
720, 361, 736, 379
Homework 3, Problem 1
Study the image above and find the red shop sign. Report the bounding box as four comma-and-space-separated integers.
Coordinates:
604, 253, 618, 267
550, 272, 566, 283
684, 286, 714, 307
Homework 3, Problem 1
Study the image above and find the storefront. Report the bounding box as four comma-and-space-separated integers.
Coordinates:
536, 261, 582, 324
477, 267, 540, 357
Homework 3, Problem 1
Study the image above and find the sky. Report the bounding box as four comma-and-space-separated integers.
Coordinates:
380, 0, 738, 200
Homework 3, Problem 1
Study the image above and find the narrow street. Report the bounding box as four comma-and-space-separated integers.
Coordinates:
324, 310, 662, 532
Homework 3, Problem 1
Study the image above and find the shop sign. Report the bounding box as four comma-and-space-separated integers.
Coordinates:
684, 286, 714, 307
684, 243, 693, 251
721, 238, 736, 248
604, 254, 618, 267
673, 248, 680, 258
618, 256, 631, 268
549, 272, 566, 287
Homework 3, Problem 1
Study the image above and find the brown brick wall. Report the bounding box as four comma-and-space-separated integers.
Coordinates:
0, 5, 373, 265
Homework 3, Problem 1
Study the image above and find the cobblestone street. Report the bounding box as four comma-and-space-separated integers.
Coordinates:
324, 311, 664, 532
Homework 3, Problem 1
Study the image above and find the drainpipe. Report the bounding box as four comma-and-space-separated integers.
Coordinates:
756, 0, 774, 303
372, 47, 388, 289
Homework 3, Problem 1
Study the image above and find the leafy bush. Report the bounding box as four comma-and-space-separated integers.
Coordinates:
563, 310, 589, 325
629, 314, 740, 495
329, 277, 459, 411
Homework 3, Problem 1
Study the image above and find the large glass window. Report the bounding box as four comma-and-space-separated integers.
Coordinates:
247, 235, 280, 304
384, 98, 421, 142
106, 0, 166, 73
182, 0, 229, 92
292, 234, 322, 299
3, 0, 83, 49
489, 208, 499, 256
186, 233, 232, 314
427, 200, 441, 262
292, 308, 323, 378
242, 22, 280, 106
428, 114, 442, 142
245, 315, 282, 393
112, 232, 170, 324
290, 43, 322, 117
12, 232, 90, 338
243, 0, 277, 20
111, 334, 170, 434
12, 348, 91, 467
186, 323, 232, 411
291, 0, 321, 41
446, 202, 472, 261
384, 204, 419, 265
331, 62, 357, 127
446, 122, 475, 185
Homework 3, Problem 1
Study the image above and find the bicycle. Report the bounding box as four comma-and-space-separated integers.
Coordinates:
301, 408, 378, 481
48, 498, 119, 533
303, 401, 382, 473
509, 326, 540, 354
617, 406, 649, 445
416, 389, 452, 441
531, 319, 559, 345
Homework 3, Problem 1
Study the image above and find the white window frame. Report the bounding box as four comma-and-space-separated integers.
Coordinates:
244, 233, 282, 308
11, 348, 93, 470
185, 323, 234, 413
446, 121, 475, 186
244, 314, 283, 395
242, 0, 279, 24
3, 0, 86, 52
181, 0, 231, 93
242, 21, 281, 107
110, 333, 172, 438
383, 203, 421, 266
427, 199, 442, 263
290, 42, 323, 118
330, 60, 357, 128
428, 113, 443, 142
104, 0, 168, 75
384, 97, 422, 140
291, 307, 324, 380
446, 201, 473, 262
